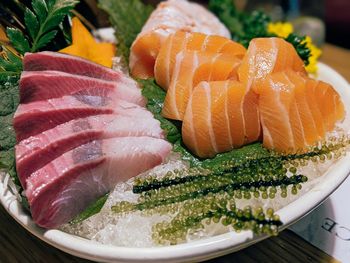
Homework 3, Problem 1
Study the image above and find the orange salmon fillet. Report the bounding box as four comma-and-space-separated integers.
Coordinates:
161, 50, 243, 121
256, 70, 345, 153
238, 37, 307, 92
182, 80, 260, 158
129, 0, 231, 79
155, 31, 245, 90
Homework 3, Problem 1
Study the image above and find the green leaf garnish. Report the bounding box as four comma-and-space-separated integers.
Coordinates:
6, 28, 31, 55
6, 0, 78, 54
98, 0, 154, 62
24, 8, 40, 40
29, 0, 78, 52
32, 0, 48, 25
69, 194, 109, 225
208, 0, 311, 65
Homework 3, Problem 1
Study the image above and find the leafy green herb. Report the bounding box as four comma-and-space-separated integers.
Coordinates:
0, 48, 22, 83
70, 194, 109, 225
6, 0, 79, 55
285, 33, 311, 66
98, 0, 154, 62
0, 94, 19, 184
208, 0, 311, 65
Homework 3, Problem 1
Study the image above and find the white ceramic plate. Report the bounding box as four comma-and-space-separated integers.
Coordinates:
1, 63, 350, 263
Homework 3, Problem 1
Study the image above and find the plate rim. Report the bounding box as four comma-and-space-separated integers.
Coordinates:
1, 62, 349, 263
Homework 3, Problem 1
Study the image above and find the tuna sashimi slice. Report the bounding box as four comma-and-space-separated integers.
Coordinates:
256, 71, 345, 153
19, 71, 145, 106
182, 80, 260, 158
26, 137, 172, 228
16, 114, 165, 188
154, 30, 245, 90
14, 95, 153, 141
23, 51, 126, 82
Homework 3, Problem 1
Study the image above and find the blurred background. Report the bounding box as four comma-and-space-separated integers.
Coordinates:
146, 0, 350, 49
1, 0, 350, 48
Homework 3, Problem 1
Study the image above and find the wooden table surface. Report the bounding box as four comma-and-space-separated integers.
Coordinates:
1, 44, 349, 263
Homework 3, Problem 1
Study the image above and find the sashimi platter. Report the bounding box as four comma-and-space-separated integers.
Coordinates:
1, 0, 350, 261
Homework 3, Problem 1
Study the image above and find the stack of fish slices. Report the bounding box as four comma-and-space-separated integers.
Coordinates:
14, 51, 171, 228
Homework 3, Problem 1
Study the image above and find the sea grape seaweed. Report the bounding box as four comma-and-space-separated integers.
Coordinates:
111, 136, 349, 244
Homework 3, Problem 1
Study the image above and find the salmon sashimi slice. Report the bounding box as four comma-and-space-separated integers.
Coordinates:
182, 80, 260, 158
192, 56, 241, 87
238, 37, 306, 92
129, 0, 230, 79
155, 31, 246, 90
256, 71, 345, 153
161, 51, 242, 121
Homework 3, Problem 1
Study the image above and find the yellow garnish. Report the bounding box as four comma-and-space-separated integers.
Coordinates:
267, 22, 294, 38
59, 17, 115, 68
303, 36, 322, 74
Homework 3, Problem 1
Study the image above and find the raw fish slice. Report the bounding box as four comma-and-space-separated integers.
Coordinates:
14, 95, 152, 141
304, 80, 326, 138
256, 71, 345, 153
192, 56, 241, 87
16, 114, 164, 188
20, 71, 145, 106
162, 51, 213, 120
162, 51, 243, 121
23, 51, 124, 82
284, 71, 319, 145
182, 82, 214, 157
130, 0, 231, 79
26, 137, 172, 228
182, 80, 260, 158
155, 31, 245, 89
238, 37, 306, 91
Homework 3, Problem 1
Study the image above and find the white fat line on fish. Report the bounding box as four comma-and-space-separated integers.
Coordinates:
208, 53, 222, 80
301, 77, 318, 136
224, 81, 233, 148
262, 118, 274, 148
201, 34, 211, 51
171, 52, 185, 119
284, 72, 307, 149
216, 39, 230, 54
293, 99, 307, 150
273, 78, 296, 148
165, 34, 174, 87
187, 95, 199, 156
204, 82, 219, 153
270, 39, 279, 76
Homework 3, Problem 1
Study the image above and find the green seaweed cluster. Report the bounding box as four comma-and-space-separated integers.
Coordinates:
111, 136, 349, 245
